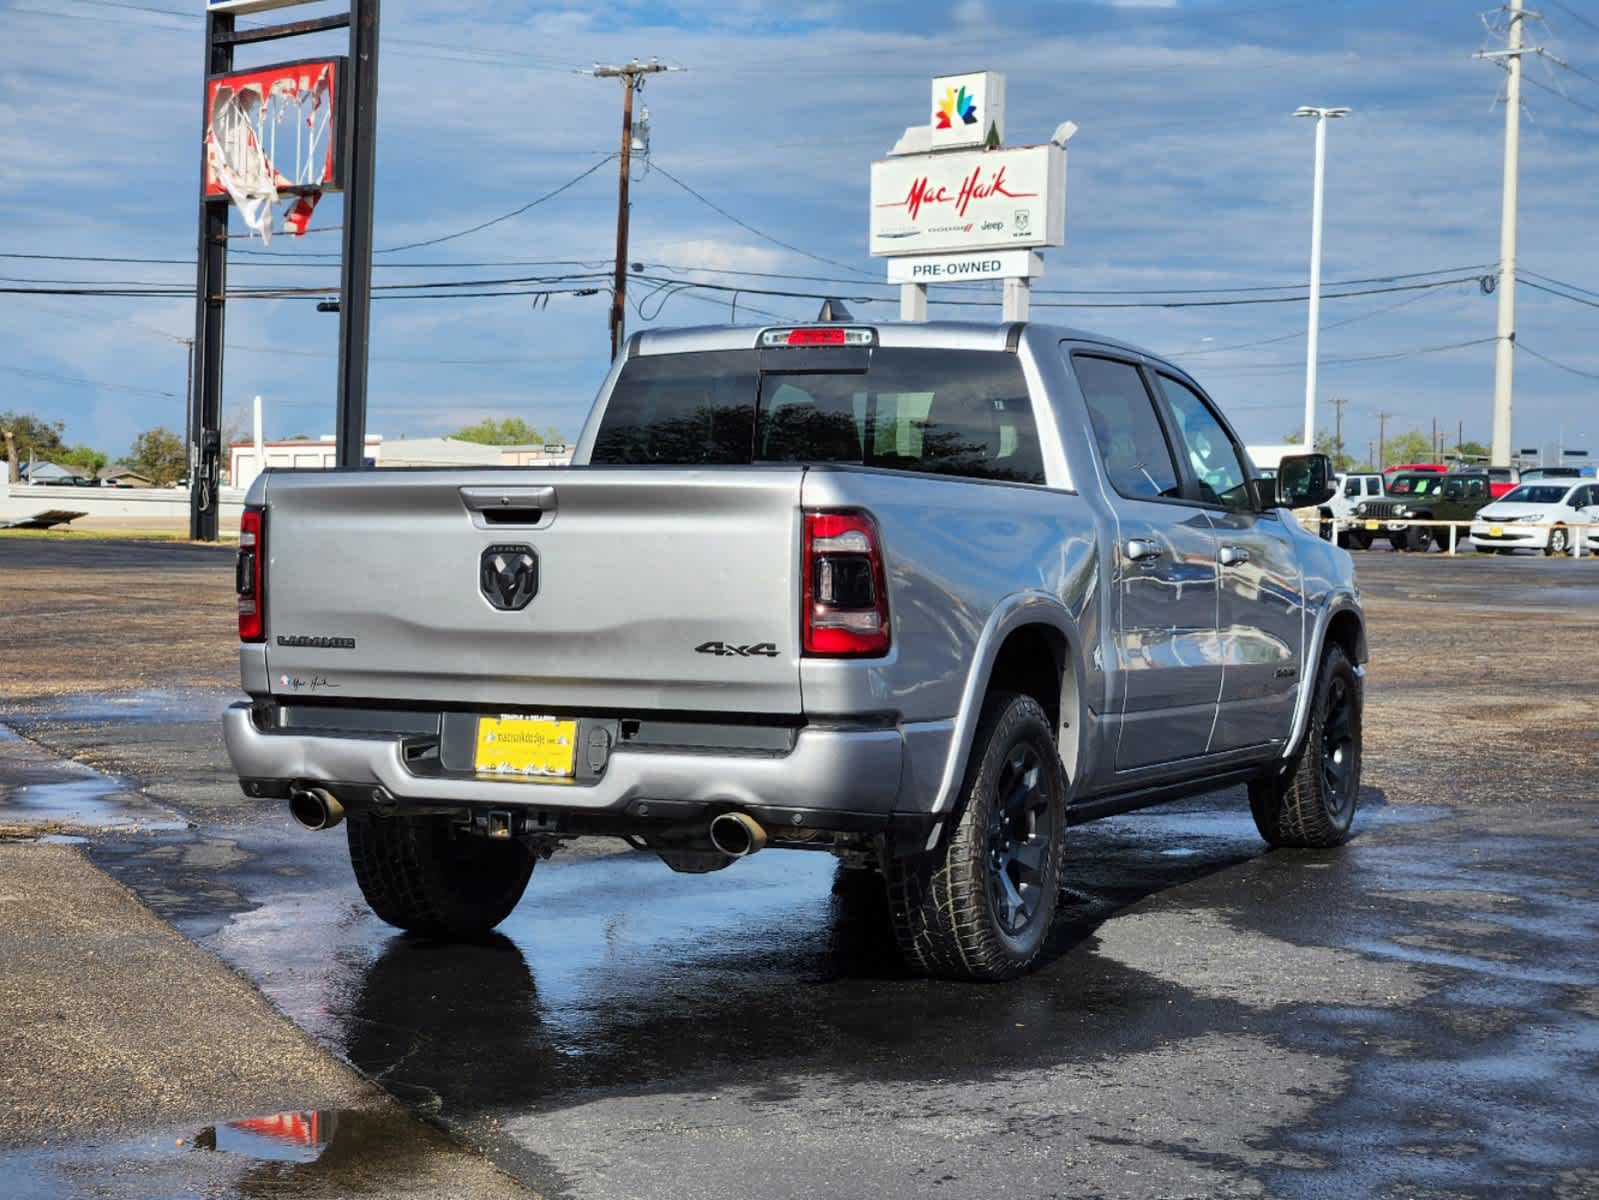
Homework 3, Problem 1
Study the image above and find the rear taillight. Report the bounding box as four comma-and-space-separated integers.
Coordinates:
237, 505, 265, 643
803, 510, 890, 657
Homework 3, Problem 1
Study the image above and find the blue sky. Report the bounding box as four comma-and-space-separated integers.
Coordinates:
3, 0, 1597, 460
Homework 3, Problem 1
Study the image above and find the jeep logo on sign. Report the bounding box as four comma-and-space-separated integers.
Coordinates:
480, 544, 539, 611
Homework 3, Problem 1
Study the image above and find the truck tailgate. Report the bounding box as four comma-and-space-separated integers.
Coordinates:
259, 468, 805, 714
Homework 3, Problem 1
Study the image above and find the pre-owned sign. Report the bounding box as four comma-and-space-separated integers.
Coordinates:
869, 144, 1065, 257
885, 250, 1043, 283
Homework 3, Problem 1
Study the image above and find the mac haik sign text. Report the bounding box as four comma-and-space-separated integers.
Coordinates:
870, 144, 1065, 258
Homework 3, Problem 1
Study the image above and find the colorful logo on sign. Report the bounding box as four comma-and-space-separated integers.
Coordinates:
935, 86, 978, 130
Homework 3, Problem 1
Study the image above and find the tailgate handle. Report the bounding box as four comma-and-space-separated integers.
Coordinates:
460, 486, 557, 530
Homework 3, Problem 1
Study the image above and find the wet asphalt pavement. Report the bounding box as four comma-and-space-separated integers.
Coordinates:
3, 544, 1599, 1198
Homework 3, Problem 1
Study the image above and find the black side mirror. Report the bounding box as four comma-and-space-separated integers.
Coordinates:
1275, 453, 1335, 508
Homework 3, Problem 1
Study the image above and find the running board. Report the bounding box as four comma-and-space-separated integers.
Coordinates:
1066, 767, 1264, 827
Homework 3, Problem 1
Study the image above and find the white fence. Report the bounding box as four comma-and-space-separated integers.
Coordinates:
1309, 515, 1597, 557
1, 482, 247, 526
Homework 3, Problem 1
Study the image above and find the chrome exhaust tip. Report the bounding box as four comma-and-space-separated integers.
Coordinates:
709, 811, 768, 858
288, 786, 345, 832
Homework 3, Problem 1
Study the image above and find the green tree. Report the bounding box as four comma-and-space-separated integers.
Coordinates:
58, 444, 108, 476
1382, 429, 1434, 469
1453, 439, 1490, 463
1, 411, 66, 461
451, 417, 548, 446
127, 427, 187, 486
1282, 429, 1352, 472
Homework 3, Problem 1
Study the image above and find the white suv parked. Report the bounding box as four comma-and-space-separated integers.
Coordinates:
1471, 481, 1599, 555
1322, 472, 1386, 549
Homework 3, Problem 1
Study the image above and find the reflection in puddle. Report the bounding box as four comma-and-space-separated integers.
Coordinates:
0, 1107, 467, 1200
0, 771, 184, 834
196, 1110, 335, 1164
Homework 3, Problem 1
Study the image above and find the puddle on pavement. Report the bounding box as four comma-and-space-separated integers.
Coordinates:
0, 767, 185, 835
3, 686, 238, 728
0, 1107, 448, 1200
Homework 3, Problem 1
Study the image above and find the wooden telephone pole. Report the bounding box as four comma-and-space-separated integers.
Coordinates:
590, 60, 674, 360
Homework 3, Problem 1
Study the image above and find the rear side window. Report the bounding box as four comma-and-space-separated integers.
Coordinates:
589, 351, 755, 465
591, 347, 1045, 484
1073, 356, 1181, 501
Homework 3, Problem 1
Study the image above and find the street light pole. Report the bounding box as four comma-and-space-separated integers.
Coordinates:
1294, 105, 1349, 453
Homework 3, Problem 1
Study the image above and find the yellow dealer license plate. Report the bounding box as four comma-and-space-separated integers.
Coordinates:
474, 715, 578, 779
1364, 520, 1379, 531
1490, 526, 1504, 537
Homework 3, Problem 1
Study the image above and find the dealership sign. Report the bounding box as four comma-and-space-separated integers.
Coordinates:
929, 71, 1005, 151
885, 250, 1043, 284
869, 144, 1065, 257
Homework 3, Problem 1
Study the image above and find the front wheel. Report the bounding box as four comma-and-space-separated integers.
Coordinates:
347, 813, 535, 939
1347, 529, 1373, 551
1249, 644, 1362, 849
885, 691, 1065, 981
1404, 525, 1433, 553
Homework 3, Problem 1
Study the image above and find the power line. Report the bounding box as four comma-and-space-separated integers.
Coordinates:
0, 362, 177, 397
1545, 0, 1599, 37
1521, 278, 1599, 308
1522, 71, 1599, 116
1517, 341, 1599, 380
647, 161, 876, 279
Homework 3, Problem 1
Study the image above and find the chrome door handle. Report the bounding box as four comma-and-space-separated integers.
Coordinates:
1125, 538, 1161, 562
1218, 545, 1251, 566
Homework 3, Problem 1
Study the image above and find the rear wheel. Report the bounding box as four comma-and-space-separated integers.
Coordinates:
1249, 644, 1362, 849
347, 813, 535, 939
885, 691, 1064, 981
1545, 526, 1570, 557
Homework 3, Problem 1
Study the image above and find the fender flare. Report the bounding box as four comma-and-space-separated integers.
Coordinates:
930, 591, 1089, 818
1283, 591, 1366, 761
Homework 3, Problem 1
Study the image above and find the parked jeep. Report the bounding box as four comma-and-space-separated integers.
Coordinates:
1355, 471, 1492, 551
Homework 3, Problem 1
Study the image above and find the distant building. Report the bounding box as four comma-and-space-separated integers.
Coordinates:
19, 462, 83, 485
229, 436, 571, 492
100, 467, 154, 488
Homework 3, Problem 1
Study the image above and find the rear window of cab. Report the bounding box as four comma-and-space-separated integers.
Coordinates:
590, 348, 1046, 485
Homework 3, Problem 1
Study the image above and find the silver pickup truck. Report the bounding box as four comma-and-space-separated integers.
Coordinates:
224, 321, 1365, 981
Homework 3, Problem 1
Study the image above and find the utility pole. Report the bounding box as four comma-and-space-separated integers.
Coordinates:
1458, 418, 1464, 459
1366, 440, 1376, 471
591, 60, 673, 360
1294, 105, 1350, 450
1330, 395, 1349, 464
1377, 411, 1394, 470
1431, 417, 1438, 462
1479, 0, 1532, 468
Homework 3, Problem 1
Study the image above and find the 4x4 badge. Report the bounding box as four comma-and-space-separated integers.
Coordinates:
695, 641, 779, 658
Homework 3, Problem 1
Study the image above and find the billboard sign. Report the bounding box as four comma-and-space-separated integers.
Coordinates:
870, 144, 1065, 257
930, 72, 1005, 151
207, 0, 319, 14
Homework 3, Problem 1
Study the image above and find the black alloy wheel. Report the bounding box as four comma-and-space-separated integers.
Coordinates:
986, 743, 1052, 937
1319, 673, 1358, 826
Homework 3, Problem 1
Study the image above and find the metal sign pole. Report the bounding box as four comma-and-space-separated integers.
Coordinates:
335, 0, 380, 470
189, 8, 235, 542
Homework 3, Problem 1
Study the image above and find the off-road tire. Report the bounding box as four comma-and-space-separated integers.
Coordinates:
1544, 526, 1570, 557
884, 691, 1065, 981
347, 813, 535, 939
1405, 525, 1433, 553
1347, 529, 1373, 551
1249, 644, 1361, 849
